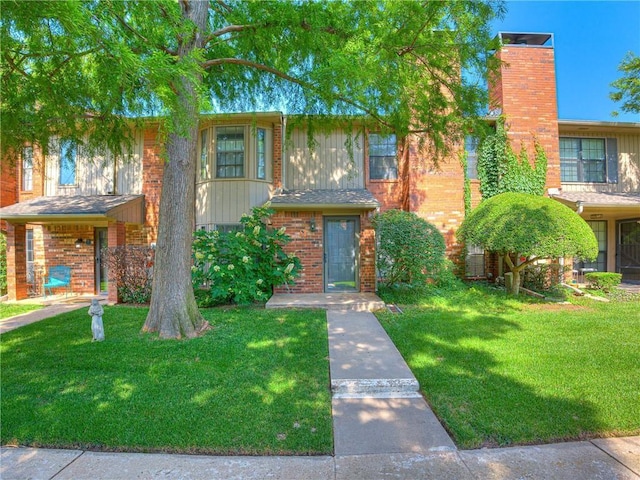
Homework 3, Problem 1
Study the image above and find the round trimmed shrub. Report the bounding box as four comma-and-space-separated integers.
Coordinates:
373, 209, 446, 287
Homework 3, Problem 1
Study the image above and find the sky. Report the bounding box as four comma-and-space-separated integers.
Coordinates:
492, 0, 640, 123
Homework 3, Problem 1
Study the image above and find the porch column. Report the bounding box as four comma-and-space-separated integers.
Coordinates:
6, 224, 28, 301
107, 222, 126, 303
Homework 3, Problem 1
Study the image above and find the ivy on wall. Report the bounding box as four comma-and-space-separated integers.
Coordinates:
477, 118, 547, 200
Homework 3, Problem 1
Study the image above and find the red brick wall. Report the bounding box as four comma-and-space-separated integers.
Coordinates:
271, 210, 377, 294
6, 224, 27, 300
273, 124, 283, 189
142, 127, 164, 244
492, 46, 560, 190
1, 161, 17, 210
42, 225, 96, 295
271, 211, 324, 293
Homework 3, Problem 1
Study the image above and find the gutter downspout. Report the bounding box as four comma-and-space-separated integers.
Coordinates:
576, 201, 584, 215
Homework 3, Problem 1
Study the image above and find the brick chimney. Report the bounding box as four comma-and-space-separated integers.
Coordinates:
490, 32, 561, 190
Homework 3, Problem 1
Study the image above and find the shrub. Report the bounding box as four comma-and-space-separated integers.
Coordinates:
0, 233, 6, 295
522, 262, 569, 293
372, 209, 446, 287
192, 204, 301, 306
585, 272, 622, 292
103, 246, 153, 304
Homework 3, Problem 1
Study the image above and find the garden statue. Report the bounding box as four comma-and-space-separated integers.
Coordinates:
89, 299, 105, 341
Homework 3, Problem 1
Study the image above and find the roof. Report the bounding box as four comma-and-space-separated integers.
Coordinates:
0, 195, 145, 225
270, 189, 380, 211
551, 192, 640, 209
558, 119, 640, 135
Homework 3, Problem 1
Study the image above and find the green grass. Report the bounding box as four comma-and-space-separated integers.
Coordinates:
377, 284, 640, 449
1, 306, 332, 455
0, 303, 43, 320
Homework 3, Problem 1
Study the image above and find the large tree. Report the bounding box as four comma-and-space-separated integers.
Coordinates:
457, 193, 598, 295
2, 0, 504, 338
610, 52, 640, 116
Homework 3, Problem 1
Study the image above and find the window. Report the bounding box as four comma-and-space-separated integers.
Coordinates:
216, 126, 244, 178
256, 128, 266, 180
369, 133, 398, 180
465, 245, 485, 277
59, 140, 76, 185
26, 230, 34, 283
560, 137, 606, 183
200, 129, 210, 179
575, 220, 607, 273
215, 224, 242, 233
22, 146, 33, 191
465, 136, 479, 180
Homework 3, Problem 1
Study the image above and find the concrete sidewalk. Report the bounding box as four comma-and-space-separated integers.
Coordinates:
2, 437, 639, 479
1, 305, 639, 479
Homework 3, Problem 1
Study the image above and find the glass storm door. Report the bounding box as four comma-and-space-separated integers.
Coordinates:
95, 228, 108, 294
324, 217, 359, 292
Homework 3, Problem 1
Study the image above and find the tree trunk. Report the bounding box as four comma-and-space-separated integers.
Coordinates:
142, 0, 208, 339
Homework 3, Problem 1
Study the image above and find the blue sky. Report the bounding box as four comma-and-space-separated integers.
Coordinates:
493, 1, 640, 123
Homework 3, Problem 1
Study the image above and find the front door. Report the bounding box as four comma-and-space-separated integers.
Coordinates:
324, 216, 359, 292
617, 219, 640, 281
95, 228, 108, 294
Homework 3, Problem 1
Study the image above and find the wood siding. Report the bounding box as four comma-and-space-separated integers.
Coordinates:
195, 180, 272, 228
44, 131, 144, 196
285, 128, 364, 190
560, 131, 640, 193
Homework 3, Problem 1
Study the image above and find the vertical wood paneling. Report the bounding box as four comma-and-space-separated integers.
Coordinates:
44, 133, 144, 196
286, 128, 364, 190
195, 180, 270, 227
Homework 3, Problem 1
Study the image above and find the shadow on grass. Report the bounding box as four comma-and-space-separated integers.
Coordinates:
0, 306, 332, 455
378, 291, 606, 449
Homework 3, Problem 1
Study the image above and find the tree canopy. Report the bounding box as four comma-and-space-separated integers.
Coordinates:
2, 0, 505, 337
610, 51, 640, 116
457, 193, 598, 294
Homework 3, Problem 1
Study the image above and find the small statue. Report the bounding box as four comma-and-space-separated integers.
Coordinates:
88, 299, 105, 341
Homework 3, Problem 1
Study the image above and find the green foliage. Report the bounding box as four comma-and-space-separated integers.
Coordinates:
476, 119, 547, 199
585, 272, 622, 292
0, 233, 6, 295
522, 262, 570, 294
103, 246, 153, 304
373, 209, 446, 287
610, 52, 640, 116
192, 205, 301, 306
458, 193, 598, 262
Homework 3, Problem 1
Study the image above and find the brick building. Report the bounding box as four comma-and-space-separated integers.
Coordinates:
1, 32, 639, 302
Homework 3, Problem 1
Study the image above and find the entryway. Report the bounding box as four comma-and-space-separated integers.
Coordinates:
324, 216, 359, 292
95, 228, 108, 295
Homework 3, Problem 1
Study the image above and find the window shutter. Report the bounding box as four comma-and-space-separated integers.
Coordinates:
606, 138, 618, 184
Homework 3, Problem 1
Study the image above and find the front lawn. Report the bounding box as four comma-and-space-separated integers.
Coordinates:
377, 284, 640, 449
0, 306, 332, 455
0, 303, 43, 320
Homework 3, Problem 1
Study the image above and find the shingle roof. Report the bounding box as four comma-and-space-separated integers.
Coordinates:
0, 195, 145, 224
270, 189, 380, 210
551, 192, 640, 207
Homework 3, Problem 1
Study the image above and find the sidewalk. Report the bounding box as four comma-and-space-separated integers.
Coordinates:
1, 306, 639, 479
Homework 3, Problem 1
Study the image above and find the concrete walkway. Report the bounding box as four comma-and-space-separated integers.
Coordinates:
1, 301, 640, 479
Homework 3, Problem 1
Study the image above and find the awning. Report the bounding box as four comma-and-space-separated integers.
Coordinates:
270, 189, 380, 211
551, 192, 640, 212
0, 195, 145, 225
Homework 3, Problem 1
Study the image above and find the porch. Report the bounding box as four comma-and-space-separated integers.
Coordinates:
266, 293, 386, 312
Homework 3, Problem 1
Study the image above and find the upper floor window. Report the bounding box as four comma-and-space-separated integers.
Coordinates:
256, 128, 266, 180
22, 146, 33, 191
216, 126, 244, 178
200, 129, 210, 180
59, 140, 77, 186
369, 133, 398, 180
465, 136, 479, 180
560, 137, 606, 183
